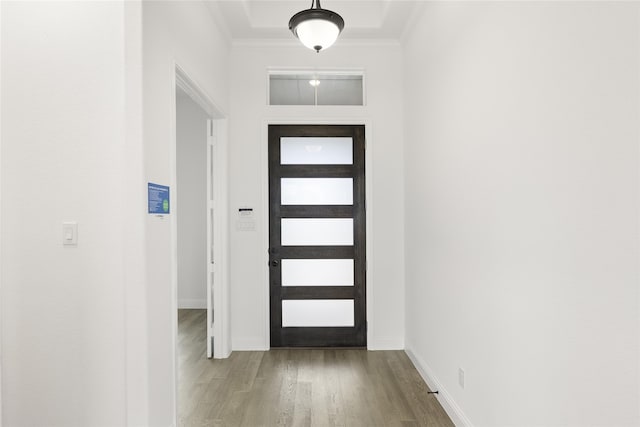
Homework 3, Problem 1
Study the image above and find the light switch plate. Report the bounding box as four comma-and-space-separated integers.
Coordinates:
63, 222, 78, 246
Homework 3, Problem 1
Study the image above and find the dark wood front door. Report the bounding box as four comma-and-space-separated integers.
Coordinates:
269, 124, 366, 347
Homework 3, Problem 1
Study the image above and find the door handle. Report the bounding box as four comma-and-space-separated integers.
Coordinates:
271, 260, 279, 267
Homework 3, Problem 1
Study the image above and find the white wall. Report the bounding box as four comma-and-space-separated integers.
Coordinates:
403, 3, 640, 426
142, 2, 229, 425
123, 2, 148, 424
229, 44, 405, 350
1, 2, 130, 425
176, 90, 208, 309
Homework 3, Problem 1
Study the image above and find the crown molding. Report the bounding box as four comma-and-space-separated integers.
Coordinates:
231, 38, 401, 48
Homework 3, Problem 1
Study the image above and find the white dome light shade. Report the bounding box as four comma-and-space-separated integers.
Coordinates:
289, 1, 344, 53
295, 19, 340, 52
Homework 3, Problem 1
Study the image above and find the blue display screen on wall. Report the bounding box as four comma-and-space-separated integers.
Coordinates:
148, 183, 170, 214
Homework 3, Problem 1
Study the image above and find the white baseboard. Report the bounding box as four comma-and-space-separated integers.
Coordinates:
231, 337, 269, 351
177, 299, 206, 309
405, 346, 474, 427
367, 336, 404, 350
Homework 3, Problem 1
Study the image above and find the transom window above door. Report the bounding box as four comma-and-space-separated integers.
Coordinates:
268, 70, 364, 106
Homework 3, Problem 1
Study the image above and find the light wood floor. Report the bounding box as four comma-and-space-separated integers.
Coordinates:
178, 309, 454, 427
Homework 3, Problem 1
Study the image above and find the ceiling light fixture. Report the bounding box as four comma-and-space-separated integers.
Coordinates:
289, 0, 344, 53
309, 79, 321, 87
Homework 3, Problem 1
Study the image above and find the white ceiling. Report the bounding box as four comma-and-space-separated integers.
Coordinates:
205, 0, 421, 43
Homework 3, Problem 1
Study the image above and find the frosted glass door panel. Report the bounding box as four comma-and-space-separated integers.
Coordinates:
282, 299, 354, 327
281, 137, 353, 165
281, 218, 353, 246
281, 259, 354, 287
281, 178, 353, 205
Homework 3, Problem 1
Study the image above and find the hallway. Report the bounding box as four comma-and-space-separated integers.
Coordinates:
178, 310, 454, 426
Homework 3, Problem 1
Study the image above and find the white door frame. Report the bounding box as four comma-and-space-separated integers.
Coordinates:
172, 65, 230, 360
260, 118, 374, 350
0, 4, 3, 422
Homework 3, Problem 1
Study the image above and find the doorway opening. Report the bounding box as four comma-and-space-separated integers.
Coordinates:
173, 65, 230, 367
176, 88, 207, 309
268, 124, 366, 347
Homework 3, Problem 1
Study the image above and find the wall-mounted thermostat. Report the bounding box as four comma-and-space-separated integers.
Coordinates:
237, 207, 255, 231
238, 207, 254, 219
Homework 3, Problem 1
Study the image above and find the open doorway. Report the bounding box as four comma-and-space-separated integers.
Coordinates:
173, 65, 230, 366
173, 65, 231, 422
175, 85, 210, 353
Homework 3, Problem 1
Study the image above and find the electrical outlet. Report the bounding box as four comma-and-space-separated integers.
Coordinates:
458, 368, 465, 388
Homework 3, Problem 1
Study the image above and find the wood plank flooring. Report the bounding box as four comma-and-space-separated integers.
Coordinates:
178, 309, 454, 427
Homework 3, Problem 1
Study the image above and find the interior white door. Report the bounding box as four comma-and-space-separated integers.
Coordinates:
206, 119, 215, 358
